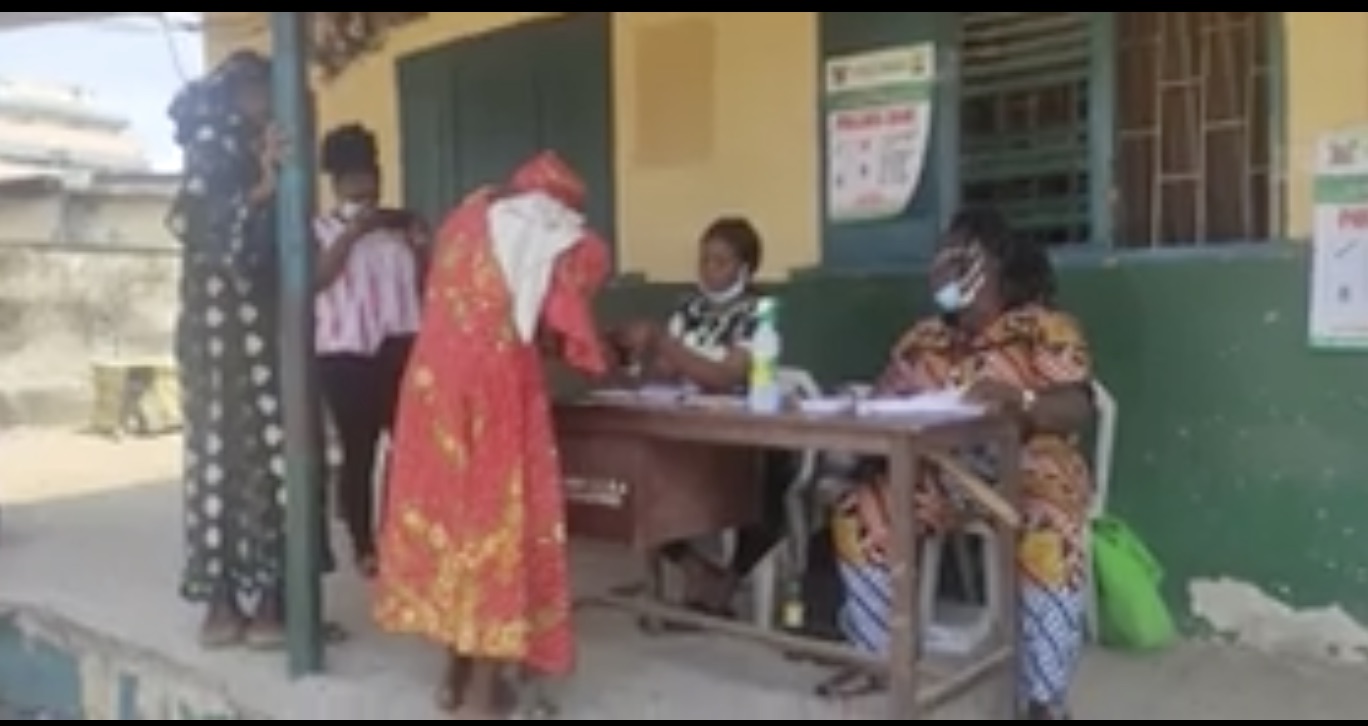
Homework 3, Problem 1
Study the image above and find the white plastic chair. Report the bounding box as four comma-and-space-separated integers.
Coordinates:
744, 366, 821, 629
1083, 379, 1117, 641
919, 520, 1001, 655
918, 378, 1117, 652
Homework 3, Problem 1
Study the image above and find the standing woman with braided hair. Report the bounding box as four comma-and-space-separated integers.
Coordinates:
167, 50, 292, 648
314, 122, 427, 577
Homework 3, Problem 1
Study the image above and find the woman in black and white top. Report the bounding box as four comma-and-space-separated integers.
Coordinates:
613, 216, 797, 619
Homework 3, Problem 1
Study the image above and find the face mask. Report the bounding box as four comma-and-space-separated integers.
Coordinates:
932, 252, 985, 314
701, 266, 750, 304
933, 281, 967, 312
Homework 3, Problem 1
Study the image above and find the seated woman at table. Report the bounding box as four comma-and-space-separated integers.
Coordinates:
825, 209, 1095, 720
612, 216, 798, 619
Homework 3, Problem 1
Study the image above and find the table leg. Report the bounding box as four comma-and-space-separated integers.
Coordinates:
885, 442, 922, 719
990, 422, 1023, 719
637, 552, 668, 634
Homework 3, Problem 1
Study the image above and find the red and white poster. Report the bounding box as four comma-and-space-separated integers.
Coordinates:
824, 44, 935, 223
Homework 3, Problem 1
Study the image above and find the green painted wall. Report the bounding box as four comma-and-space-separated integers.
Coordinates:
599, 246, 1367, 625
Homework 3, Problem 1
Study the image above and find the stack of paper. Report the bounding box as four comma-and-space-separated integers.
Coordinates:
855, 390, 984, 419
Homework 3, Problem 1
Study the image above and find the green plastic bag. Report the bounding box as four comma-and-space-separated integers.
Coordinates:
1092, 515, 1176, 651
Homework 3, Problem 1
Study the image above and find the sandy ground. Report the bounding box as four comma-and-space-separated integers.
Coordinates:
2, 428, 1368, 719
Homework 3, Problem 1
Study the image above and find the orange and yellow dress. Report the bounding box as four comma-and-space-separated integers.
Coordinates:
372, 152, 609, 675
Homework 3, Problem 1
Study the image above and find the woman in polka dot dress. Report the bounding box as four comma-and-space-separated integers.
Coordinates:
166, 51, 294, 649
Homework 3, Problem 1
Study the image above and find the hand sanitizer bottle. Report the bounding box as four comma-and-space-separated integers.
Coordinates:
747, 297, 783, 414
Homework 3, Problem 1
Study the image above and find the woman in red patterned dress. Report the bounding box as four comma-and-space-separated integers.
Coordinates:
372, 151, 611, 719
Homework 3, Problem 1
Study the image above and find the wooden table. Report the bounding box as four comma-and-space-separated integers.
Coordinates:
555, 399, 1023, 719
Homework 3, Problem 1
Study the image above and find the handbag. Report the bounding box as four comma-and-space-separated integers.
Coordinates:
1092, 514, 1176, 651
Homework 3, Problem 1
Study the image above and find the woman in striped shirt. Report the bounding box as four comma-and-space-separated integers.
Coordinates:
314, 123, 427, 577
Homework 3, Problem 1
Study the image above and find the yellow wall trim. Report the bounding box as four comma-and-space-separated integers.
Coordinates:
205, 12, 1353, 279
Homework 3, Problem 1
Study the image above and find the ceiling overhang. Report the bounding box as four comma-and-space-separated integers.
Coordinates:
0, 13, 125, 31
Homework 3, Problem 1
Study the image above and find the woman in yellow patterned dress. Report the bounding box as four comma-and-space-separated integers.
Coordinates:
827, 209, 1096, 719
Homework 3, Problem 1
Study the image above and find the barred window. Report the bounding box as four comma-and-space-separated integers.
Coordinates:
956, 12, 1279, 248
1115, 12, 1276, 247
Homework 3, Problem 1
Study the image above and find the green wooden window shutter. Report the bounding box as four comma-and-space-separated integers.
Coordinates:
397, 47, 458, 223
397, 14, 615, 250
958, 12, 1092, 246
533, 13, 616, 240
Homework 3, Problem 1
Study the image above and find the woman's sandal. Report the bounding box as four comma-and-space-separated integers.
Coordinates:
814, 666, 886, 699
508, 688, 558, 720
440, 678, 555, 720
1022, 702, 1073, 720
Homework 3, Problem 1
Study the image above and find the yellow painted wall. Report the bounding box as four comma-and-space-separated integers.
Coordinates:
203, 12, 818, 281
1283, 12, 1368, 238
203, 12, 1363, 277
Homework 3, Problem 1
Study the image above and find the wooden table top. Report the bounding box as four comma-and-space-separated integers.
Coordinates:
555, 396, 1013, 455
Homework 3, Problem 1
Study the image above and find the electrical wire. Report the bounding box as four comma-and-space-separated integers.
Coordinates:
153, 14, 192, 82
72, 13, 203, 83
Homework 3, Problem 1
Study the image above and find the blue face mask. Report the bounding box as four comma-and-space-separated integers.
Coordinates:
933, 281, 966, 312
931, 247, 985, 314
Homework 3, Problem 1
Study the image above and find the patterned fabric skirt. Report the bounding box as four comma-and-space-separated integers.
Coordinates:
177, 265, 287, 602
831, 486, 1085, 715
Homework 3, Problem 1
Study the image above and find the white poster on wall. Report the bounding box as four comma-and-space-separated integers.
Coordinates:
823, 43, 936, 223
1309, 127, 1368, 350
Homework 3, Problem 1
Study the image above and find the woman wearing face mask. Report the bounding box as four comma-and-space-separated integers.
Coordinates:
822, 209, 1096, 720
314, 123, 426, 577
613, 217, 803, 621
615, 216, 762, 389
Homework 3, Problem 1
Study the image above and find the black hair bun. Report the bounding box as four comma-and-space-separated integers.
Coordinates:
321, 122, 378, 177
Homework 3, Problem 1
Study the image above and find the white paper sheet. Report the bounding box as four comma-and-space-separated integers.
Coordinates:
587, 385, 688, 405
855, 390, 984, 419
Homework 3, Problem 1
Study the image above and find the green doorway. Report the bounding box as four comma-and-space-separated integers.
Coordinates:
397, 13, 616, 245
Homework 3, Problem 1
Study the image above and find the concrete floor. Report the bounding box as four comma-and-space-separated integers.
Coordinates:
2, 428, 1368, 719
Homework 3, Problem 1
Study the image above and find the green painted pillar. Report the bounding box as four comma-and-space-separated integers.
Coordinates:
268, 11, 324, 677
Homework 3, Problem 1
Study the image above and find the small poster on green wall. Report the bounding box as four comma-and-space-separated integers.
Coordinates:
823, 43, 936, 223
1310, 126, 1368, 350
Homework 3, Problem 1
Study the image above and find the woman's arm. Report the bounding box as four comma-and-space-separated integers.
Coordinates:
247, 165, 276, 206
314, 225, 361, 291
872, 323, 935, 397
654, 335, 749, 393
406, 215, 432, 285
248, 122, 283, 207
964, 310, 1095, 436
650, 297, 761, 393
1022, 311, 1095, 435
1022, 383, 1093, 435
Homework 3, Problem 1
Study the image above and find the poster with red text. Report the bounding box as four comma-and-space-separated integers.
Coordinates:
824, 44, 935, 223
1310, 127, 1368, 349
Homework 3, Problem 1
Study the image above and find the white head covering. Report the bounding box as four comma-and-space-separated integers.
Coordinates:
486, 190, 585, 342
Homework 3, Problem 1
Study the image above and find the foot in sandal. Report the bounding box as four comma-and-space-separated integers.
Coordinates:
814, 665, 886, 699
441, 657, 559, 720
197, 596, 246, 650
